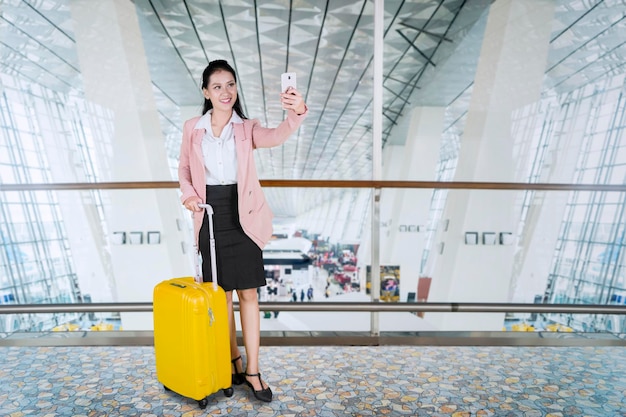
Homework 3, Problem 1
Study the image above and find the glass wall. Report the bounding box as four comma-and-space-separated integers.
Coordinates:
0, 72, 117, 332
1, 0, 625, 334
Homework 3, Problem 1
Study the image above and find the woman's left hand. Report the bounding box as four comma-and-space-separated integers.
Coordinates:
280, 87, 306, 115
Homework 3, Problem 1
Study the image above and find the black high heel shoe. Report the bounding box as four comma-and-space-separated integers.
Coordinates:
231, 356, 245, 385
245, 372, 272, 402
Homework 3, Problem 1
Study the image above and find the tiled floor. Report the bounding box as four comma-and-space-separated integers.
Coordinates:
1, 344, 625, 416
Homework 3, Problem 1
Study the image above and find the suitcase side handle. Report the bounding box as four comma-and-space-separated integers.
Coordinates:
197, 204, 218, 290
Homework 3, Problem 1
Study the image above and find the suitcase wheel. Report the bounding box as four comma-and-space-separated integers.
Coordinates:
223, 387, 234, 397
198, 398, 208, 409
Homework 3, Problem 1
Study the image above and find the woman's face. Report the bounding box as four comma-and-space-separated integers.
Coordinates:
203, 69, 237, 113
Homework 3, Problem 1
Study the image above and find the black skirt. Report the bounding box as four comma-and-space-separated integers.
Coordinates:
198, 184, 266, 291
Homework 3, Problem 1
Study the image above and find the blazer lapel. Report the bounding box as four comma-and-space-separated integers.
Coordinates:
191, 128, 204, 161
233, 122, 248, 158
233, 123, 247, 141
233, 122, 249, 181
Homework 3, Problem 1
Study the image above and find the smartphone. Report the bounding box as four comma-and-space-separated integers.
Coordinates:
281, 72, 297, 92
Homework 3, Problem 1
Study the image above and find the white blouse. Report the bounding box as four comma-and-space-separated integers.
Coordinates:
194, 110, 242, 185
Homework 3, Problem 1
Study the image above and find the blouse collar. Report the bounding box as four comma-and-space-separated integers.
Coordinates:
194, 109, 243, 130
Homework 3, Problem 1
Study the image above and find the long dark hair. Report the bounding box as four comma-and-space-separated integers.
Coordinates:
201, 59, 247, 119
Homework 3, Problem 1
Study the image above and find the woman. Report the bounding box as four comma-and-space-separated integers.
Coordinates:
178, 59, 307, 402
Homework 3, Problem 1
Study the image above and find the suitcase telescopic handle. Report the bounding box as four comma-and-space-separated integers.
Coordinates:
195, 203, 218, 290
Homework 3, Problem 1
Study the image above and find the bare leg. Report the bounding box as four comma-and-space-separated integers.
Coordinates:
237, 287, 268, 391
226, 291, 243, 373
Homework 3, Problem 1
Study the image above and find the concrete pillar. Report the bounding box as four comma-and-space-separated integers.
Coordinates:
70, 0, 188, 330
426, 0, 555, 330
380, 107, 443, 303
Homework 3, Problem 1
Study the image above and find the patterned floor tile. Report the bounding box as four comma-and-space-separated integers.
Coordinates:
0, 345, 625, 416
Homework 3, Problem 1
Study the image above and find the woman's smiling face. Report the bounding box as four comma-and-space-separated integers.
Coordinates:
203, 69, 237, 113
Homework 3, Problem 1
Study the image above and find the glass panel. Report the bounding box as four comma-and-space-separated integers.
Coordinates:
1, 1, 626, 340
0, 187, 622, 335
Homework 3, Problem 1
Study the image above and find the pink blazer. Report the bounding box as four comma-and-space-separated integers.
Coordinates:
178, 109, 307, 249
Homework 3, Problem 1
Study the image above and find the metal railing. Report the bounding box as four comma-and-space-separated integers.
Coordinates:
3, 179, 626, 343
1, 301, 626, 315
2, 179, 626, 191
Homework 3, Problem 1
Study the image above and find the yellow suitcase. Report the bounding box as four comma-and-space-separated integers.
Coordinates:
153, 205, 233, 409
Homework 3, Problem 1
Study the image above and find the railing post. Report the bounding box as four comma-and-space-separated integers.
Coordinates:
370, 188, 381, 336
370, 0, 384, 337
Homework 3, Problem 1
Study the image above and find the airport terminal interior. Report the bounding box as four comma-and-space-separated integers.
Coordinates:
1, 0, 626, 415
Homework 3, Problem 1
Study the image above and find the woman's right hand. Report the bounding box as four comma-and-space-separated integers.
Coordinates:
183, 196, 202, 212
280, 86, 306, 115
